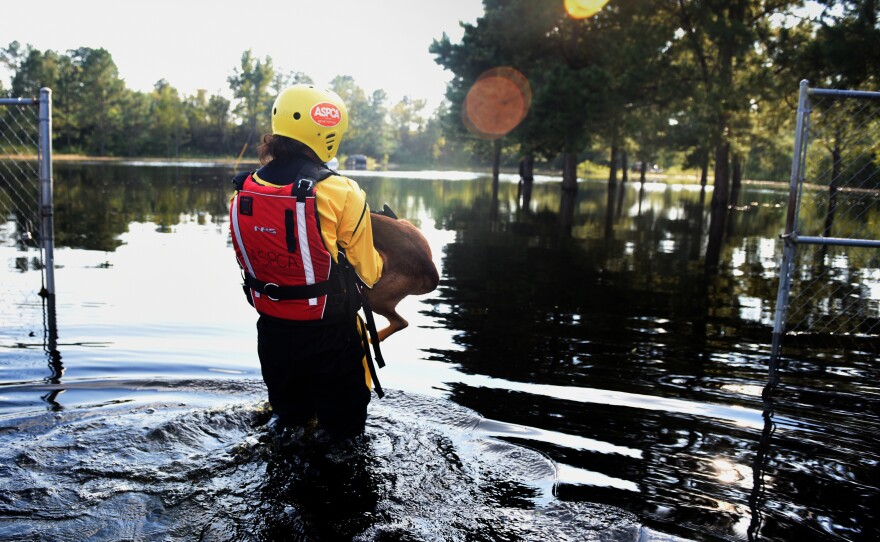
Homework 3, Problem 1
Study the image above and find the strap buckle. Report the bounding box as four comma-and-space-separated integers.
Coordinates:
263, 282, 281, 301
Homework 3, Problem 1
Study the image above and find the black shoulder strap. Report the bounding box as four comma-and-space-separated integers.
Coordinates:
292, 161, 336, 201
231, 170, 252, 191
295, 161, 336, 184
250, 156, 336, 191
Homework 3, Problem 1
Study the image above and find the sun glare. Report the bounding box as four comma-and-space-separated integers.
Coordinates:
564, 0, 610, 19
462, 67, 532, 140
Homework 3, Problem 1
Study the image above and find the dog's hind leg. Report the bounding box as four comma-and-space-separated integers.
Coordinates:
371, 297, 409, 342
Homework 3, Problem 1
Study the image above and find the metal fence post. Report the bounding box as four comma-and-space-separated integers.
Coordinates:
38, 87, 55, 299
770, 80, 810, 362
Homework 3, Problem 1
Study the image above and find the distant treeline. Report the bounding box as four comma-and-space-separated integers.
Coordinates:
0, 45, 463, 167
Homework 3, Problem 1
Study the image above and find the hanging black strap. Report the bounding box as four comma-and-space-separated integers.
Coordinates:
358, 284, 386, 369
358, 315, 384, 399
337, 249, 387, 397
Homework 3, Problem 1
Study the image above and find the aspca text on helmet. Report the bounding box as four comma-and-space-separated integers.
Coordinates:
310, 102, 341, 127
254, 226, 277, 234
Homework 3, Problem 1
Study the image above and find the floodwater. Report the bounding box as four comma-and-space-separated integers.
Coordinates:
1, 162, 877, 541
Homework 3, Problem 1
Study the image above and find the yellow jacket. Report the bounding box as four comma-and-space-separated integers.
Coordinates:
250, 171, 384, 288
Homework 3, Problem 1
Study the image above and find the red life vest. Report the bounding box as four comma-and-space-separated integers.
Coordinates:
230, 174, 342, 321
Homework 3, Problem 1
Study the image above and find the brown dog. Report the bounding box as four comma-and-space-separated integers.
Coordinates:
365, 212, 440, 342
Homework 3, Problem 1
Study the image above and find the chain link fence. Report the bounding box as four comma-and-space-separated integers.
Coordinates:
1, 90, 54, 341
772, 81, 880, 360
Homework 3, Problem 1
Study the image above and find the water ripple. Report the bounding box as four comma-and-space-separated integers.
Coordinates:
0, 379, 687, 541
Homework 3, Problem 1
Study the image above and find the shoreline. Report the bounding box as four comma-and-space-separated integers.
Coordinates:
2, 153, 802, 187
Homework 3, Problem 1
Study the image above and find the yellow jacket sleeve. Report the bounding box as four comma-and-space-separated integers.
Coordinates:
315, 175, 384, 287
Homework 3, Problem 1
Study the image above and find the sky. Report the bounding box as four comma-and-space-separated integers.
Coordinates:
1, 0, 485, 113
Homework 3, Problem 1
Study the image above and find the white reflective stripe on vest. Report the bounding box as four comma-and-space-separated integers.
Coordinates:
231, 194, 260, 298
296, 200, 317, 305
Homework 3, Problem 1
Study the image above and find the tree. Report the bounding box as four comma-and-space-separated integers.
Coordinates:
149, 79, 187, 157
270, 70, 313, 95
116, 89, 152, 157
204, 93, 232, 155
352, 89, 393, 161
330, 75, 372, 159
184, 89, 211, 155
660, 0, 805, 269
227, 50, 274, 147
68, 47, 126, 156
4, 43, 74, 149
389, 96, 427, 164
431, 0, 561, 222
794, 0, 880, 90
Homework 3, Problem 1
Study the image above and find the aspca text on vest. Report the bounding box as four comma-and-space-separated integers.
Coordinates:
247, 248, 301, 269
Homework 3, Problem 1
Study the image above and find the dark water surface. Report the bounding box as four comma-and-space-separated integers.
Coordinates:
1, 162, 877, 541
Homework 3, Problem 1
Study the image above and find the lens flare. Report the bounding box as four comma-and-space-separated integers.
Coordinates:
564, 0, 610, 19
462, 67, 532, 140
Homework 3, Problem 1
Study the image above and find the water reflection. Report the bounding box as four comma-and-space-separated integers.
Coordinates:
50, 161, 234, 251
0, 162, 878, 541
746, 354, 780, 541
40, 290, 63, 411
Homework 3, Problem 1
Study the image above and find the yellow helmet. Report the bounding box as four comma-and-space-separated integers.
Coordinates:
271, 84, 349, 163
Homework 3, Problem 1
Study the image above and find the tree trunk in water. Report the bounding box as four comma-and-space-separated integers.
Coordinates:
705, 0, 742, 272
519, 154, 534, 212
638, 181, 646, 216
705, 140, 730, 272
731, 153, 742, 205
606, 144, 619, 239
700, 152, 709, 188
692, 187, 707, 260
727, 153, 742, 237
637, 159, 647, 215
823, 141, 842, 238
605, 183, 617, 241
617, 149, 628, 217
608, 144, 619, 187
560, 152, 578, 236
491, 139, 501, 222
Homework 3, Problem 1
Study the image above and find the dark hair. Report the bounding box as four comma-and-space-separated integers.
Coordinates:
258, 134, 318, 165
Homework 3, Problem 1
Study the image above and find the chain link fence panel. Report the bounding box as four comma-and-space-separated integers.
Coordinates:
773, 83, 880, 359
1, 97, 46, 342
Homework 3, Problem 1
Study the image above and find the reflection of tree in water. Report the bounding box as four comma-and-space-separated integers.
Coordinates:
425, 187, 720, 394
423, 182, 878, 540
52, 162, 233, 252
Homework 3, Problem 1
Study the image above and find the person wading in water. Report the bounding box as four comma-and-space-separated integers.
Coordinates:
229, 84, 384, 440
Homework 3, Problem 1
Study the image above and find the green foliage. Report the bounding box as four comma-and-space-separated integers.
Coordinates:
227, 49, 274, 145
787, 0, 880, 89
0, 42, 453, 163
1, 2, 877, 175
